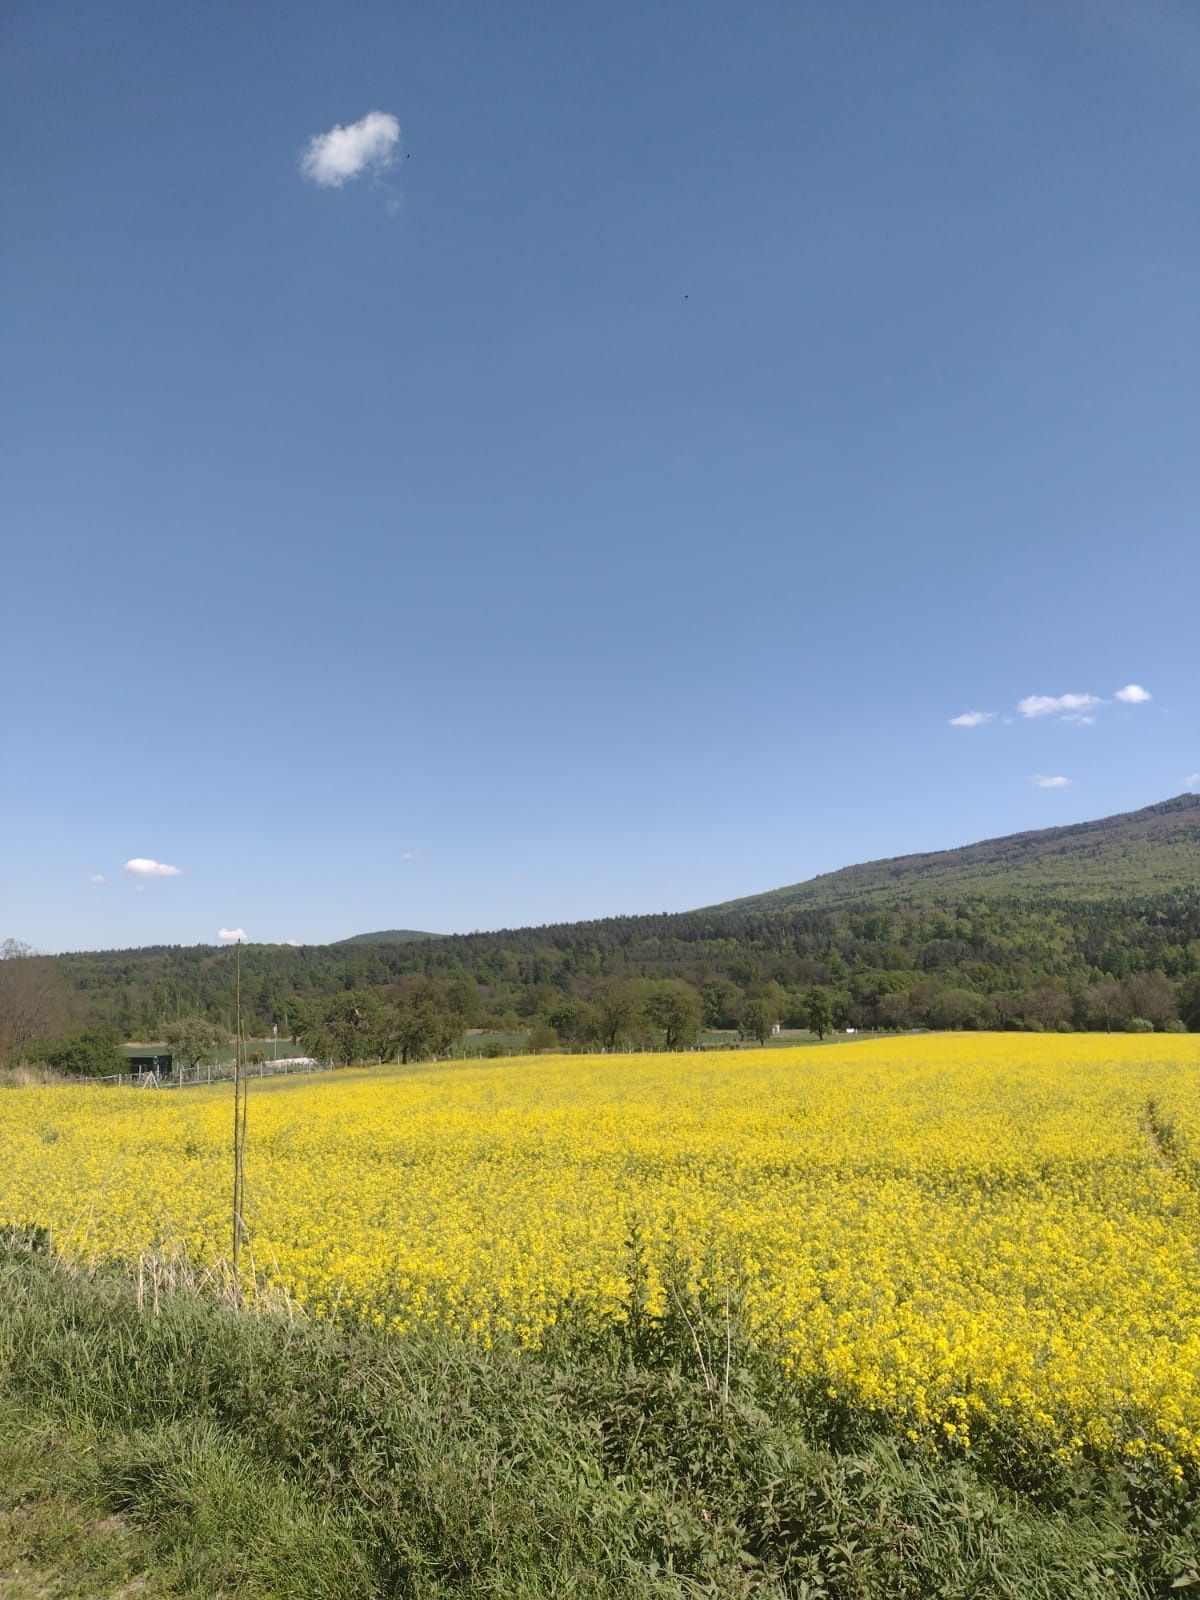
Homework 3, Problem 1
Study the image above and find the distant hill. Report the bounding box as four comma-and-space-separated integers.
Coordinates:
15, 795, 1200, 1041
715, 794, 1200, 913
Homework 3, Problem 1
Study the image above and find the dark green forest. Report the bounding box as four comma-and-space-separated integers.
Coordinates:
5, 795, 1200, 1068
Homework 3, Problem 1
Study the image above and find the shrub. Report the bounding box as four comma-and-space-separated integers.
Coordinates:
26, 1025, 125, 1078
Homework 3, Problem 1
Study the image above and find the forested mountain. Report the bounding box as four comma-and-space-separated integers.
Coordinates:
333, 930, 443, 946
5, 795, 1200, 1064
716, 794, 1200, 911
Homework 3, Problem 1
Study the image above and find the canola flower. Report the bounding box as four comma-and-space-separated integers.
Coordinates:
4, 1034, 1200, 1477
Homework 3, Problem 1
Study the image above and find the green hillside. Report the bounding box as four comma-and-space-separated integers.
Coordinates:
716, 793, 1200, 912
7, 796, 1200, 1057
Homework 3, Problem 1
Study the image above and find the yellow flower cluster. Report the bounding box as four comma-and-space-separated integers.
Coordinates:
4, 1034, 1200, 1475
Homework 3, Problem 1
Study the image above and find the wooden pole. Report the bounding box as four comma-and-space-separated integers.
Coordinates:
231, 939, 248, 1305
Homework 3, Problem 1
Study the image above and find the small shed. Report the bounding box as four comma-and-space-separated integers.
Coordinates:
125, 1051, 173, 1076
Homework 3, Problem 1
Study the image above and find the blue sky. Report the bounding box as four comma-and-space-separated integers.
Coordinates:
3, 1, 1197, 952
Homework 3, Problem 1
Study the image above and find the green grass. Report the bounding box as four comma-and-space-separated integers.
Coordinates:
0, 1404, 162, 1597
3, 1236, 1200, 1597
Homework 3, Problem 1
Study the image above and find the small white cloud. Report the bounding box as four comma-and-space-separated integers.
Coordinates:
1033, 774, 1072, 789
1115, 684, 1152, 704
300, 110, 400, 188
217, 927, 247, 942
88, 873, 107, 886
1186, 773, 1200, 792
949, 710, 994, 728
401, 850, 417, 861
1017, 693, 1103, 720
123, 858, 182, 878
284, 939, 301, 947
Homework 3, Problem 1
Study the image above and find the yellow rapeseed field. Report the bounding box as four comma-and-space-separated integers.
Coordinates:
4, 1034, 1200, 1475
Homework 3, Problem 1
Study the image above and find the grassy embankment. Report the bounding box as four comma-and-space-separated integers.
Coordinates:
1, 1232, 1198, 1599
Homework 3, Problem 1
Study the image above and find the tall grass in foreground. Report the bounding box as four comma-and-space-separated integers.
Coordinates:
1, 1234, 1197, 1599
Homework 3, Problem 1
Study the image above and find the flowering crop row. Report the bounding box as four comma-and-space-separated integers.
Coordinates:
4, 1034, 1200, 1476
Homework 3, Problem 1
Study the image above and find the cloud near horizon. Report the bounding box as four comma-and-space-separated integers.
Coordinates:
949, 710, 994, 728
217, 928, 247, 942
301, 111, 400, 187
1115, 684, 1152, 704
1033, 775, 1072, 789
122, 858, 181, 878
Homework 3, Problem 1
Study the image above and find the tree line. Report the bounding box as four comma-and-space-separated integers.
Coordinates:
284, 978, 838, 1065
4, 887, 1200, 1073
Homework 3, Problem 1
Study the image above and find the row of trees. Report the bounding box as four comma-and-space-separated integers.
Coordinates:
526, 981, 834, 1051
287, 979, 839, 1064
16, 887, 1200, 1046
532, 971, 1191, 1045
5, 889, 1200, 1072
292, 982, 465, 1066
2, 969, 1192, 1080
812, 971, 1196, 1035
219, 966, 1198, 1070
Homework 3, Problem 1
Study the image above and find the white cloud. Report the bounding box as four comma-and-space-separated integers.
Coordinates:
284, 939, 301, 947
122, 858, 181, 878
1186, 773, 1200, 792
948, 710, 994, 728
88, 873, 107, 886
217, 928, 247, 943
300, 111, 400, 188
1017, 693, 1103, 720
1115, 683, 1152, 704
401, 850, 418, 861
1032, 774, 1072, 789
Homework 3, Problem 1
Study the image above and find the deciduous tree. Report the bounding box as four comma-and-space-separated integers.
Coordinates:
642, 980, 702, 1051
802, 987, 833, 1040
161, 1016, 231, 1071
593, 980, 641, 1052
738, 997, 774, 1045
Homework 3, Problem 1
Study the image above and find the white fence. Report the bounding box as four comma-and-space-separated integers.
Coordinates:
103, 1057, 331, 1089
